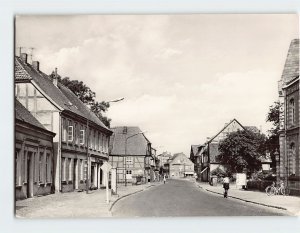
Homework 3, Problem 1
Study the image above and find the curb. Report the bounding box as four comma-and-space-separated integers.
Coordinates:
109, 184, 158, 212
203, 188, 287, 211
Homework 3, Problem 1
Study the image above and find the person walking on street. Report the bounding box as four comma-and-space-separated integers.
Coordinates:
223, 176, 230, 198
163, 175, 166, 184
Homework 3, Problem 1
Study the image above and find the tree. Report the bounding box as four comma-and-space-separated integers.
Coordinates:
217, 130, 267, 174
50, 73, 111, 127
265, 101, 281, 169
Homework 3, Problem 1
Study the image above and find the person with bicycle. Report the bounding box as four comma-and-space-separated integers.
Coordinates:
223, 176, 230, 198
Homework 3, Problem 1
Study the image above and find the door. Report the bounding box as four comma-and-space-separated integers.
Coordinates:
27, 152, 34, 198
73, 159, 78, 190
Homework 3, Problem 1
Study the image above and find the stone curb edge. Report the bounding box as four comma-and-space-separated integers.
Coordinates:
109, 184, 157, 212
202, 187, 287, 211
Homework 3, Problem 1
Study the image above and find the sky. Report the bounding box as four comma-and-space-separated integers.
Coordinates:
15, 14, 299, 156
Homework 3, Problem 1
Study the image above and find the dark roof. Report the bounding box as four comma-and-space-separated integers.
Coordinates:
109, 126, 151, 156
15, 99, 54, 136
208, 118, 244, 143
281, 39, 299, 84
208, 143, 219, 163
15, 56, 111, 133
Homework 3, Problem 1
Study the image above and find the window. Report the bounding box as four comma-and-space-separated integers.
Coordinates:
89, 129, 93, 148
126, 170, 132, 174
39, 152, 43, 183
289, 143, 296, 175
83, 160, 87, 180
289, 98, 295, 125
46, 153, 51, 183
62, 118, 67, 142
68, 125, 74, 142
100, 133, 103, 151
79, 128, 85, 145
126, 156, 133, 165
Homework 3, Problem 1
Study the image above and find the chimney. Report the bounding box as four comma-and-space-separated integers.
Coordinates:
20, 53, 28, 63
53, 67, 58, 87
32, 61, 40, 71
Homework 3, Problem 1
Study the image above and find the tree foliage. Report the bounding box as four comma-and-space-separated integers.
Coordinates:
50, 73, 111, 127
217, 130, 267, 174
265, 101, 281, 168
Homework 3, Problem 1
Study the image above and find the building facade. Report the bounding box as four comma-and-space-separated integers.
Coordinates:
168, 153, 194, 178
109, 126, 152, 184
15, 99, 56, 200
15, 53, 112, 193
278, 39, 300, 195
196, 119, 245, 182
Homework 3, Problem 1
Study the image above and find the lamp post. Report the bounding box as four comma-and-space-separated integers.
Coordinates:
274, 149, 280, 184
124, 131, 146, 186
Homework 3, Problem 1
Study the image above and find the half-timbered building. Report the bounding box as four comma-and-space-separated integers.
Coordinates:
109, 126, 152, 184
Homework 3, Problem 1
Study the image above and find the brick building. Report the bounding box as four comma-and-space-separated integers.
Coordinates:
15, 99, 56, 200
278, 39, 299, 195
15, 53, 112, 193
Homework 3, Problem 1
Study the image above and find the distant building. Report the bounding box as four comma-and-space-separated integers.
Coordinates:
168, 153, 194, 178
15, 54, 112, 193
15, 99, 56, 200
278, 39, 299, 195
109, 126, 152, 184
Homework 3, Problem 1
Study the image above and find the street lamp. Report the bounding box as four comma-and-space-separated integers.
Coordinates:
124, 131, 147, 186
274, 149, 280, 184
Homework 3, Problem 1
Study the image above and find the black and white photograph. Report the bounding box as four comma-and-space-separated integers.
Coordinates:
12, 13, 300, 219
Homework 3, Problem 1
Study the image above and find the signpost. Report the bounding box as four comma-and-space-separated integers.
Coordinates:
101, 162, 112, 203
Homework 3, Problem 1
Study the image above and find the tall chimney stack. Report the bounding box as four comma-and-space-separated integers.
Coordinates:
53, 67, 58, 87
32, 61, 40, 71
20, 53, 28, 63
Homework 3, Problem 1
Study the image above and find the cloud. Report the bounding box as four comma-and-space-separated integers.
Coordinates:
15, 14, 298, 155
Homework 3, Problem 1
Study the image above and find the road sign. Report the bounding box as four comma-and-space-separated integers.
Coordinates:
101, 162, 112, 173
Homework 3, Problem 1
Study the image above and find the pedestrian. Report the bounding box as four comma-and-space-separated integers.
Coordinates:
223, 176, 230, 198
163, 175, 166, 184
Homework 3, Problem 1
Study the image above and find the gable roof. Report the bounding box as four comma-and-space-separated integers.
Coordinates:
169, 153, 193, 165
109, 126, 151, 156
190, 145, 200, 156
281, 39, 299, 84
15, 98, 55, 136
208, 143, 220, 163
244, 126, 260, 134
208, 118, 245, 143
15, 56, 111, 133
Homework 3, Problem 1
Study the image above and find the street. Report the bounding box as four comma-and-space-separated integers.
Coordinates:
112, 179, 288, 217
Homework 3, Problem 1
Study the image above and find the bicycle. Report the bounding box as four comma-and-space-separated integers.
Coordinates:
265, 181, 290, 196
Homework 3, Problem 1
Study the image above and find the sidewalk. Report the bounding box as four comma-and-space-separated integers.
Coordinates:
16, 182, 161, 218
196, 181, 300, 216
